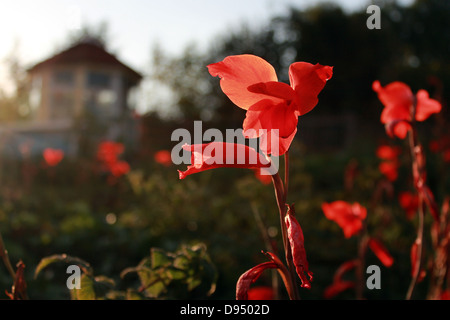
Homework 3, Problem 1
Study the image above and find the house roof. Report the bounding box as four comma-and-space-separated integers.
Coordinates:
28, 39, 143, 83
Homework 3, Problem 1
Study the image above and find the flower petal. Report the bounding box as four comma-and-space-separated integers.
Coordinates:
324, 281, 355, 299
258, 126, 297, 157
247, 81, 298, 104
178, 142, 271, 179
376, 145, 401, 160
368, 238, 394, 267
384, 120, 411, 139
373, 80, 414, 114
236, 262, 278, 300
415, 89, 442, 121
207, 54, 280, 110
243, 101, 298, 138
289, 62, 333, 115
247, 286, 274, 300
241, 99, 298, 156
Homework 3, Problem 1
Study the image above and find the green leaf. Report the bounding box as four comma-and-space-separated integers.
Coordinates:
151, 248, 172, 269
74, 274, 96, 300
166, 267, 186, 280
34, 254, 93, 279
173, 255, 190, 270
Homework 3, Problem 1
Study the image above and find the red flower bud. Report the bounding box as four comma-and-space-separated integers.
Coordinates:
285, 207, 313, 289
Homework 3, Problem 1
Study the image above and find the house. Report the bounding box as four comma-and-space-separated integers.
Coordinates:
0, 37, 142, 158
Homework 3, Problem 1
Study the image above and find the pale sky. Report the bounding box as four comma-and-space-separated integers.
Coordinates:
0, 0, 413, 96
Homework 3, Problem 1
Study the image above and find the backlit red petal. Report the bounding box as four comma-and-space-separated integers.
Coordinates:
243, 101, 298, 138
207, 54, 279, 110
178, 142, 271, 179
257, 126, 297, 157
289, 62, 333, 115
415, 89, 442, 121
373, 80, 414, 113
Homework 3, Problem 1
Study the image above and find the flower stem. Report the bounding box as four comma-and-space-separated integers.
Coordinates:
0, 231, 16, 280
271, 171, 299, 300
355, 234, 369, 299
405, 98, 426, 300
406, 197, 425, 300
284, 150, 290, 202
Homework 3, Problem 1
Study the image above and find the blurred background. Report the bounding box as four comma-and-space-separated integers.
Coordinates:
0, 0, 449, 299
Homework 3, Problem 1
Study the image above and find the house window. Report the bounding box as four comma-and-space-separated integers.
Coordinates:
85, 71, 116, 118
52, 70, 74, 87
86, 72, 111, 88
50, 70, 75, 119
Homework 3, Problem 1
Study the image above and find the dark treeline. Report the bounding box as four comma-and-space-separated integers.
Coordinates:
143, 0, 449, 148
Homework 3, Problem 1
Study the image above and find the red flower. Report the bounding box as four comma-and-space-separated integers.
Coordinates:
253, 169, 272, 185
43, 148, 64, 167
440, 290, 450, 300
109, 161, 130, 177
322, 201, 367, 238
208, 55, 332, 156
376, 145, 401, 160
154, 150, 172, 166
368, 238, 394, 267
96, 141, 130, 178
398, 191, 419, 220
372, 81, 441, 139
378, 161, 399, 182
376, 144, 401, 181
247, 286, 274, 300
97, 141, 125, 165
178, 142, 272, 179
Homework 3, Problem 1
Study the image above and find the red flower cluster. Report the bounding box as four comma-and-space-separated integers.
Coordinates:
97, 141, 130, 178
322, 201, 367, 238
376, 144, 401, 181
43, 148, 64, 167
372, 81, 441, 139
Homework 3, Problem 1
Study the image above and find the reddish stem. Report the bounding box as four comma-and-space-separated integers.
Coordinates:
271, 163, 299, 300
405, 97, 426, 300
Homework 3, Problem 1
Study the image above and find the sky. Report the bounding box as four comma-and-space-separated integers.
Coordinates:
0, 0, 414, 95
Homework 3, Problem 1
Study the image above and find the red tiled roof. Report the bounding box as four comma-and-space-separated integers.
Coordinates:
28, 41, 142, 82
